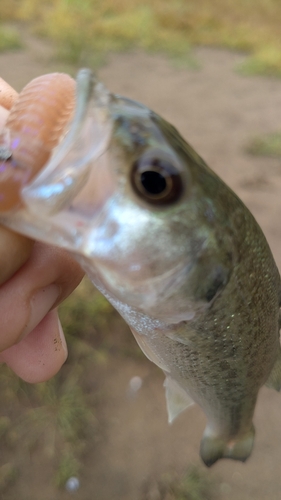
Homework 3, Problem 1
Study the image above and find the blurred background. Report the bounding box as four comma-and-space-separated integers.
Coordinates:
1, 1, 281, 499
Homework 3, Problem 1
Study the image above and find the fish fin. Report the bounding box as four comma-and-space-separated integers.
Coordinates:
265, 349, 281, 391
165, 330, 195, 346
200, 425, 255, 467
163, 375, 194, 424
130, 328, 169, 371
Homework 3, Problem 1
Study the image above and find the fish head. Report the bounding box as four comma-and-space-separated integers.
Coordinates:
85, 96, 234, 322
2, 71, 233, 323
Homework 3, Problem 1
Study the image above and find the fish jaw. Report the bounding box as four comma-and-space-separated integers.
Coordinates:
76, 196, 215, 323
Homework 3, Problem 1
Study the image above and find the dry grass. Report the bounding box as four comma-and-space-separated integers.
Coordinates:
1, 0, 281, 73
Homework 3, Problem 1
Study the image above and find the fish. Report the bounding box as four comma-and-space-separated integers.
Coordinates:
1, 69, 281, 466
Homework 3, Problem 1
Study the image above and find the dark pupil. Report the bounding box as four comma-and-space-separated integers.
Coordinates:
140, 171, 167, 195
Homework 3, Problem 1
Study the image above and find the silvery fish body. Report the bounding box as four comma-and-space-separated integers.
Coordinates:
2, 70, 281, 466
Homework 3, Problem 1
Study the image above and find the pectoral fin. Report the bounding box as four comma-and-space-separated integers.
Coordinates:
130, 329, 194, 422
130, 328, 169, 371
164, 375, 194, 423
265, 349, 281, 392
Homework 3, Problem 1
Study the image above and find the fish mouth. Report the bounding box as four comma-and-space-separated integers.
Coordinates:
22, 69, 113, 217
0, 69, 115, 249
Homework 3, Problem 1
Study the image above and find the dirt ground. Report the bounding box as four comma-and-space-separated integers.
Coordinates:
1, 34, 281, 500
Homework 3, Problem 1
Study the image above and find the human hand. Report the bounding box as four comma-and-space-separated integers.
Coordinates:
0, 83, 84, 383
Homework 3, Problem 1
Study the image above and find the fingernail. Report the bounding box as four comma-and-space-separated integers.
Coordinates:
20, 284, 61, 341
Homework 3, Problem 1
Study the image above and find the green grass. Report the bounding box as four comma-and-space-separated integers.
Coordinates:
59, 277, 114, 339
238, 47, 281, 78
0, 463, 18, 493
0, 278, 126, 489
142, 466, 216, 500
246, 131, 281, 158
0, 278, 141, 491
1, 0, 281, 73
0, 25, 21, 52
0, 346, 96, 489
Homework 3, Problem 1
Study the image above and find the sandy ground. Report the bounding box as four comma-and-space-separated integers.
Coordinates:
1, 35, 281, 499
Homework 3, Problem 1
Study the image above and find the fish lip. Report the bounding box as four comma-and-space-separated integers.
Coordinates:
22, 70, 113, 217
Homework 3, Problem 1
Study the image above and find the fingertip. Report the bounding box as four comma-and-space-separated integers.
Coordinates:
0, 78, 18, 110
0, 309, 68, 383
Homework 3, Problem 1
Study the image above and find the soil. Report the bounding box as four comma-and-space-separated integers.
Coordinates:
1, 34, 281, 500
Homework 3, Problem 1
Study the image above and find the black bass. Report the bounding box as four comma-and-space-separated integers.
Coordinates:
1, 69, 281, 466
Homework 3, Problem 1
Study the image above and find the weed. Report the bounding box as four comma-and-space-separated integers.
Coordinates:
0, 25, 22, 52
142, 465, 216, 500
0, 463, 18, 493
0, 279, 116, 488
59, 277, 140, 359
0, 361, 97, 486
238, 46, 281, 78
1, 0, 281, 74
0, 277, 139, 490
55, 452, 81, 488
246, 132, 281, 158
59, 277, 114, 338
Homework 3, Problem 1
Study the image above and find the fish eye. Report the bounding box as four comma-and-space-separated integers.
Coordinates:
131, 155, 183, 205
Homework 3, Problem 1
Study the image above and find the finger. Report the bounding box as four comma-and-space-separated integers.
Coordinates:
0, 242, 84, 352
0, 103, 35, 282
0, 104, 9, 128
16, 242, 85, 306
0, 309, 68, 383
0, 78, 18, 110
0, 227, 34, 285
